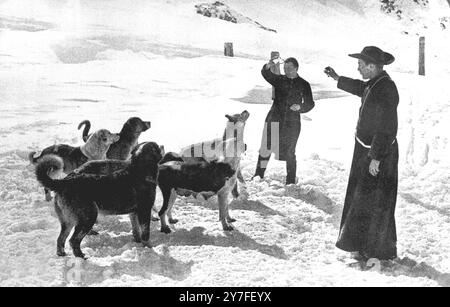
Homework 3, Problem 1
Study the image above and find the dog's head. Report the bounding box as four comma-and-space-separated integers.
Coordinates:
225, 110, 250, 127
224, 110, 250, 140
82, 129, 120, 159
130, 142, 164, 170
123, 117, 151, 134
210, 160, 236, 180
97, 129, 120, 144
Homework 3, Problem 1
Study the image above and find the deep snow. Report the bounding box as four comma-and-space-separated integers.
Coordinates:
0, 0, 450, 287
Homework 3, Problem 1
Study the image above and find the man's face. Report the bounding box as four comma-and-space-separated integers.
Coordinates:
284, 62, 298, 79
357, 59, 374, 80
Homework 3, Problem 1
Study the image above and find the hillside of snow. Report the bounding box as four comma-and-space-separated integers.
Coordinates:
0, 0, 449, 286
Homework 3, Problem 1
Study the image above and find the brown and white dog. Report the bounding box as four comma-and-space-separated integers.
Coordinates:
29, 129, 119, 201
158, 138, 246, 232
78, 117, 151, 160
34, 142, 163, 259
178, 110, 249, 198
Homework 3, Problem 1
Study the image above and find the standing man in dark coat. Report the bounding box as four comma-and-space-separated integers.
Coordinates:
324, 46, 399, 261
252, 56, 315, 185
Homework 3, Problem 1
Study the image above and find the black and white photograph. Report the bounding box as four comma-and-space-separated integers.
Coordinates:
0, 0, 449, 287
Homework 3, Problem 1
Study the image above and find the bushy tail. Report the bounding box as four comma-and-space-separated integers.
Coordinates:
78, 120, 91, 143
35, 155, 65, 192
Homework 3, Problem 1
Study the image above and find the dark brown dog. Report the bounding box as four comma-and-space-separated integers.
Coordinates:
78, 117, 151, 160
158, 159, 236, 233
35, 142, 163, 259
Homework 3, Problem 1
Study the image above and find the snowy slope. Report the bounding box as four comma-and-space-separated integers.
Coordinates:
0, 0, 450, 287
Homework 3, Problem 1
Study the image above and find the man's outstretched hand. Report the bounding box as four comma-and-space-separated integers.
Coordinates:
324, 66, 339, 81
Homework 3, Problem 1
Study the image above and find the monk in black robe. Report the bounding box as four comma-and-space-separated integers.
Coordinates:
324, 46, 399, 261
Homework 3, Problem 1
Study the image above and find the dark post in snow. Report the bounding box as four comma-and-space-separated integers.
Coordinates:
224, 42, 234, 57
270, 51, 281, 100
419, 36, 425, 76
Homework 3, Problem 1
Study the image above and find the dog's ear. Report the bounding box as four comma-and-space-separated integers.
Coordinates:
225, 115, 234, 122
159, 145, 165, 156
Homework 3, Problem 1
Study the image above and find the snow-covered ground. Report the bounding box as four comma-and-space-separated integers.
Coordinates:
1, 0, 449, 286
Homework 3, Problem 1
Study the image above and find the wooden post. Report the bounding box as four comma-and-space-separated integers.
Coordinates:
270, 51, 281, 100
224, 42, 234, 57
419, 36, 425, 76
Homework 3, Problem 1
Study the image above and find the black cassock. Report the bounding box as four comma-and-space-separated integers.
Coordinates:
336, 71, 399, 260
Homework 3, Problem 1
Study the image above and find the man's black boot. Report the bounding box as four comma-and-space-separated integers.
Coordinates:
252, 155, 268, 180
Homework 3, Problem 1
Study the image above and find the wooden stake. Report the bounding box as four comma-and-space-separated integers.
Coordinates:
224, 42, 234, 57
419, 36, 425, 76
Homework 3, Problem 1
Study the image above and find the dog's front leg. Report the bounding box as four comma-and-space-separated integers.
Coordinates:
218, 186, 233, 231
234, 167, 249, 201
226, 176, 237, 223
236, 167, 245, 184
159, 187, 175, 234
167, 189, 178, 224
137, 192, 155, 247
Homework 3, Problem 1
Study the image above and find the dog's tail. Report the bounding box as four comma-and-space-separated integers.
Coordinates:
35, 155, 65, 192
78, 120, 91, 143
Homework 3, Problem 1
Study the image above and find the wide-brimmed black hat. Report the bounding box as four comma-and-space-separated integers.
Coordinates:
349, 46, 395, 65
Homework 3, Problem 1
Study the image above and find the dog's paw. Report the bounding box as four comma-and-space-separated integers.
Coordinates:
74, 253, 88, 260
160, 226, 172, 234
142, 241, 153, 248
226, 217, 237, 223
169, 218, 179, 224
222, 224, 234, 231
57, 250, 66, 257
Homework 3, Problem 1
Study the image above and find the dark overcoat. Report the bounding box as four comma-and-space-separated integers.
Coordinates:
259, 65, 315, 161
336, 71, 399, 260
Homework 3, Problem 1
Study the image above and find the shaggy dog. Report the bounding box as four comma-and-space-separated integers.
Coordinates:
29, 129, 119, 201
35, 142, 163, 259
158, 138, 245, 232
78, 117, 151, 160
73, 144, 166, 223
